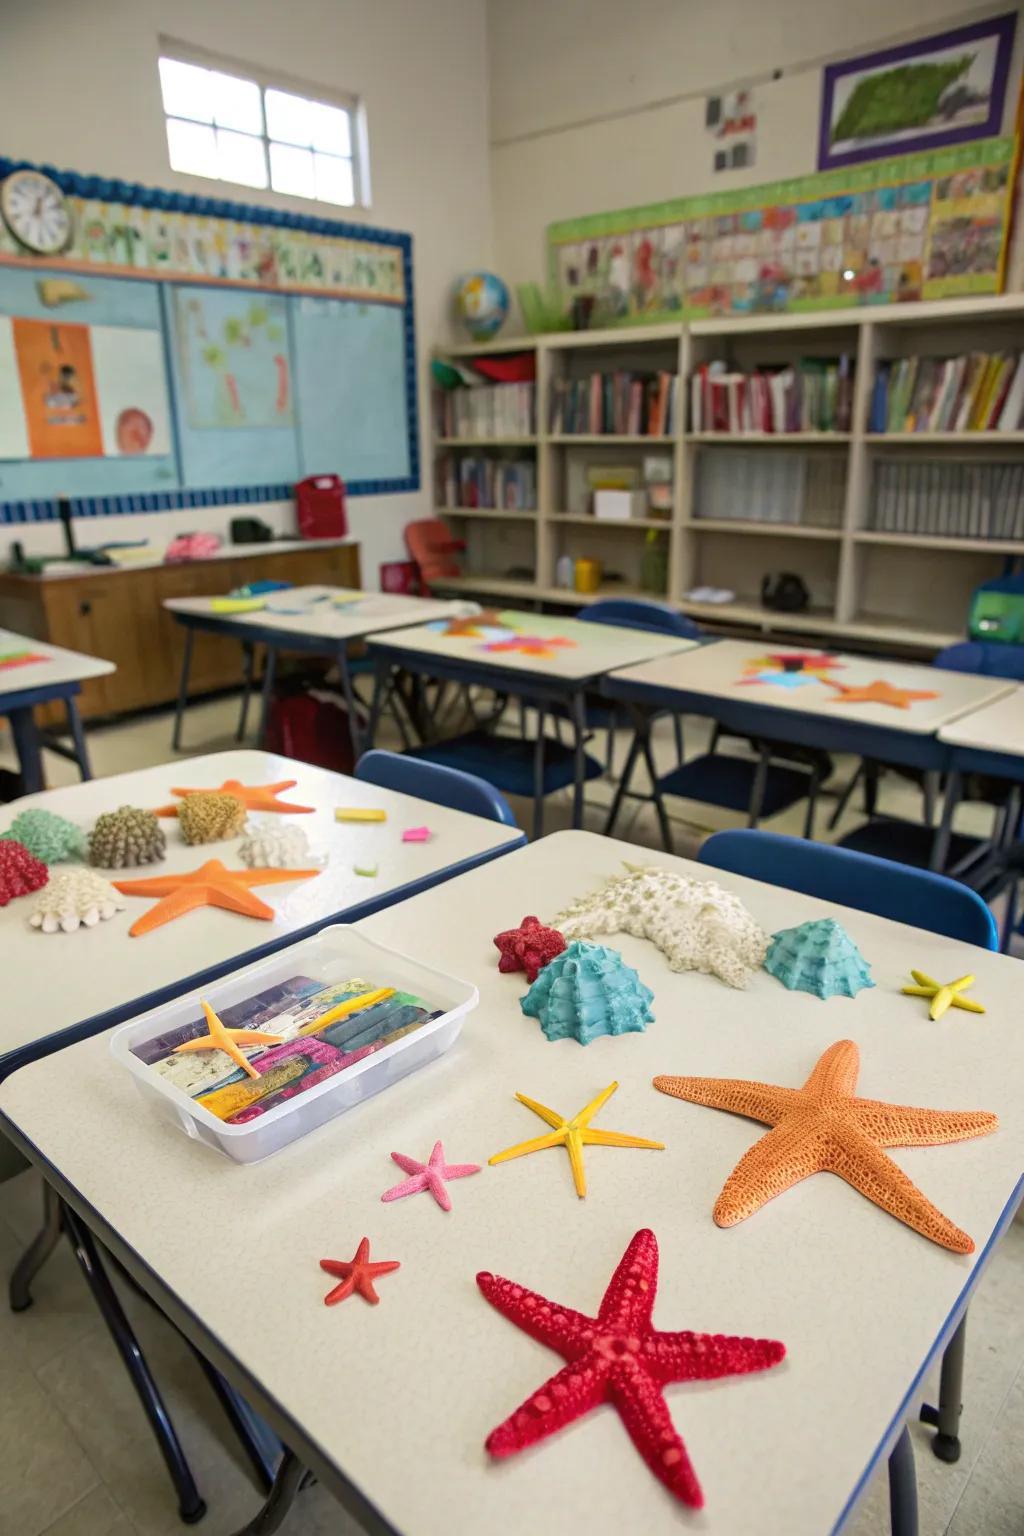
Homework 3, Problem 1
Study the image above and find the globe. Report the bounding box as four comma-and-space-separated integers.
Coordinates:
454, 271, 509, 341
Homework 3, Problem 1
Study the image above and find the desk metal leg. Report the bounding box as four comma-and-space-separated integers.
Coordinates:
230, 1449, 310, 1536
888, 1425, 919, 1536
335, 647, 363, 763
604, 726, 642, 838
257, 646, 278, 750
189, 1353, 278, 1494
171, 629, 195, 753
532, 707, 547, 838
571, 691, 587, 829
9, 705, 45, 793
640, 722, 673, 853
237, 644, 256, 741
920, 1312, 966, 1463
747, 744, 771, 828
930, 770, 961, 873
9, 1178, 62, 1312
64, 697, 92, 780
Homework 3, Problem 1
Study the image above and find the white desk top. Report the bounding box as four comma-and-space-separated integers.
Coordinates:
938, 685, 1024, 755
3, 830, 1021, 1536
607, 638, 1015, 735
164, 586, 461, 642
0, 626, 114, 701
368, 608, 699, 682
0, 749, 522, 1063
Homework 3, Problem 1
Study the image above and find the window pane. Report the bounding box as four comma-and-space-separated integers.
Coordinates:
166, 118, 217, 177
314, 153, 354, 205
209, 69, 262, 133
309, 101, 351, 155
265, 88, 314, 146
159, 58, 213, 123
216, 129, 268, 188
269, 141, 316, 197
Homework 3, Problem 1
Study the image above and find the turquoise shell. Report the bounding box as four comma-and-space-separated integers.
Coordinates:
0, 809, 85, 864
520, 940, 655, 1044
765, 918, 874, 1000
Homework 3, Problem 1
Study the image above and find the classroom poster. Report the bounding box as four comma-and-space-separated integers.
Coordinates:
13, 318, 102, 458
174, 288, 292, 430
89, 326, 171, 457
0, 319, 29, 459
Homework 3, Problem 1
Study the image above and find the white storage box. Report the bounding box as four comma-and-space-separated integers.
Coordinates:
110, 924, 478, 1163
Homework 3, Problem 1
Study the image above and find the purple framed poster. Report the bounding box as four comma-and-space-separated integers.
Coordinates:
818, 13, 1017, 171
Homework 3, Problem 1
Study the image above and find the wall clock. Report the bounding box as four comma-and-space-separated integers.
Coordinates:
1, 169, 73, 255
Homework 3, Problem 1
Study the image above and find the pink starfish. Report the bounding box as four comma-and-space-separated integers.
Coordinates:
380, 1140, 481, 1212
478, 1228, 785, 1508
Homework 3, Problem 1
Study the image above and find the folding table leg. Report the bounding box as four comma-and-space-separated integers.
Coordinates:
64, 697, 92, 780
828, 762, 864, 831
335, 647, 363, 763
230, 1449, 311, 1536
930, 770, 962, 873
171, 627, 195, 752
570, 691, 587, 828
8, 706, 45, 794
257, 646, 278, 750
887, 1424, 919, 1536
920, 1312, 966, 1462
8, 1178, 63, 1312
237, 644, 256, 741
532, 707, 547, 839
603, 725, 643, 838
638, 720, 672, 853
189, 1352, 279, 1494
746, 744, 771, 828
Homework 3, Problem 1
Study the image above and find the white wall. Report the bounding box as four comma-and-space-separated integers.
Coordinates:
489, 0, 1024, 299
0, 0, 492, 582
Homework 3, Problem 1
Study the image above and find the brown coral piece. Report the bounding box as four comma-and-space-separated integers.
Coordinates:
88, 806, 167, 869
177, 791, 247, 846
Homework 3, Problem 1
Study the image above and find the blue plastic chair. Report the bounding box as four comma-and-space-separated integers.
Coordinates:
355, 749, 518, 827
699, 828, 998, 949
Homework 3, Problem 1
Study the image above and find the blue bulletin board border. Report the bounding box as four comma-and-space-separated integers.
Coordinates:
0, 157, 419, 524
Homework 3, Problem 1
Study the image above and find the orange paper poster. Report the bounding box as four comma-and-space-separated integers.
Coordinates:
13, 319, 102, 459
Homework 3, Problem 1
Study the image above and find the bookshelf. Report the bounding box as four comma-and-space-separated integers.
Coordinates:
431, 295, 1024, 654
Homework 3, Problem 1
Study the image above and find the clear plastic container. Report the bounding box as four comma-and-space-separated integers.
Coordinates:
109, 924, 478, 1163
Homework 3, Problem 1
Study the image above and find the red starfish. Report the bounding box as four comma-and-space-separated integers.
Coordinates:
320, 1237, 400, 1306
154, 778, 314, 816
478, 1228, 785, 1508
493, 914, 567, 983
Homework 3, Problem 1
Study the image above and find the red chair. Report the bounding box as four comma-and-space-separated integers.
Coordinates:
404, 517, 465, 589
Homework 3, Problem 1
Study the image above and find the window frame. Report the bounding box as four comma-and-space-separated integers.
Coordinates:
157, 38, 371, 209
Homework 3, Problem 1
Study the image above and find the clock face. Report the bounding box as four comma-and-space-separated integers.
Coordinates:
1, 170, 73, 255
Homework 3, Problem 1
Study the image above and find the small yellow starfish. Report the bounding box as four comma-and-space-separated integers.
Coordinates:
488, 1080, 663, 1199
901, 970, 986, 1022
173, 1001, 284, 1081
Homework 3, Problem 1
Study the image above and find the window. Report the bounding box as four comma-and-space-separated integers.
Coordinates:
158, 45, 364, 207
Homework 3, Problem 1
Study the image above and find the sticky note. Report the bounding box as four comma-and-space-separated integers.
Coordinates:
335, 808, 386, 823
402, 826, 432, 843
354, 863, 378, 877
211, 597, 267, 614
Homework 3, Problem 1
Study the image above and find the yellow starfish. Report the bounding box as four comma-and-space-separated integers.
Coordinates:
173, 1000, 284, 1081
901, 970, 986, 1022
488, 1080, 663, 1199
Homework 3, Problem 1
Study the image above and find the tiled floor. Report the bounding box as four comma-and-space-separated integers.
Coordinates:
0, 690, 1021, 1536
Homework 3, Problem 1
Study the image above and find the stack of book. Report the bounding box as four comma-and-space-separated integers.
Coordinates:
869, 460, 1024, 539
870, 352, 1024, 433
690, 358, 853, 434
435, 456, 537, 511
548, 371, 678, 436
435, 382, 536, 440
693, 447, 845, 528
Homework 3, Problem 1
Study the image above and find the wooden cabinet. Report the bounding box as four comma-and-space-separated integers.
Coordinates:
0, 541, 361, 722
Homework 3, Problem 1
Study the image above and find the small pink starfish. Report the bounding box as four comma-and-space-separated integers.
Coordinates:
380, 1140, 482, 1212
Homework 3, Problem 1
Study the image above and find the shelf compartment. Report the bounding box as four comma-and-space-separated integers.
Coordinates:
436, 437, 538, 447
686, 519, 842, 540
547, 433, 676, 445
854, 530, 1024, 554
437, 507, 537, 521
688, 432, 850, 444
551, 512, 670, 530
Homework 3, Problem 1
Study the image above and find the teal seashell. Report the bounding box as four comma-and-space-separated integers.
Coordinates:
765, 918, 874, 1000
0, 808, 85, 864
520, 940, 655, 1045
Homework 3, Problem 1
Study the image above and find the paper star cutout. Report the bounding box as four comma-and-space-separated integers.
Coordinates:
824, 678, 938, 710
489, 1080, 663, 1199
740, 668, 819, 689
381, 1140, 481, 1211
320, 1237, 400, 1306
112, 858, 321, 936
654, 1039, 997, 1253
481, 635, 576, 658
155, 778, 314, 815
902, 969, 986, 1022
173, 1000, 283, 1081
478, 1228, 785, 1508
434, 609, 508, 637
493, 914, 567, 983
740, 651, 842, 688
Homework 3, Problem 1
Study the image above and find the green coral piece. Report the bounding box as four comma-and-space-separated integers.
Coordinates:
0, 809, 85, 864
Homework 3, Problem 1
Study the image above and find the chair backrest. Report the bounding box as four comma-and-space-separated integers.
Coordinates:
579, 597, 700, 639
698, 828, 998, 949
355, 750, 518, 827
404, 518, 463, 584
934, 640, 1024, 681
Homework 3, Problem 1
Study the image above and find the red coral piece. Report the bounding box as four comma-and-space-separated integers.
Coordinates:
493, 914, 566, 983
0, 839, 48, 906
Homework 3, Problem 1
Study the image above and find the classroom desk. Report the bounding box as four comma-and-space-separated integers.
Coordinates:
930, 687, 1024, 907
0, 748, 524, 1080
366, 610, 698, 829
3, 830, 1021, 1536
0, 626, 114, 792
164, 587, 462, 755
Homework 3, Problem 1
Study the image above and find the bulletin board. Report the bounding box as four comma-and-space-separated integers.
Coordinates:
547, 135, 1017, 327
0, 157, 418, 525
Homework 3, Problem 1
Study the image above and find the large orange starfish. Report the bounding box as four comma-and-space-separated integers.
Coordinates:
823, 678, 938, 710
154, 778, 314, 815
173, 1000, 283, 1081
112, 858, 320, 936
654, 1040, 997, 1253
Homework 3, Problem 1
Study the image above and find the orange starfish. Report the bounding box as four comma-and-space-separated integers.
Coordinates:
654, 1039, 997, 1253
112, 858, 321, 936
173, 999, 283, 1081
823, 678, 938, 710
154, 779, 314, 816
482, 636, 576, 658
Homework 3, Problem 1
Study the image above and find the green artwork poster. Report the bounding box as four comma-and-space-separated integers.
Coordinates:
174, 288, 293, 430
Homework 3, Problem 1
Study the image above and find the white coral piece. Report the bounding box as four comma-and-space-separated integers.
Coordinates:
552, 863, 768, 989
237, 823, 324, 870
29, 869, 125, 934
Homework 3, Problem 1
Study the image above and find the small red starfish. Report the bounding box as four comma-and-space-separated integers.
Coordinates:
478, 1228, 785, 1508
155, 778, 314, 816
493, 914, 567, 983
320, 1237, 400, 1306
